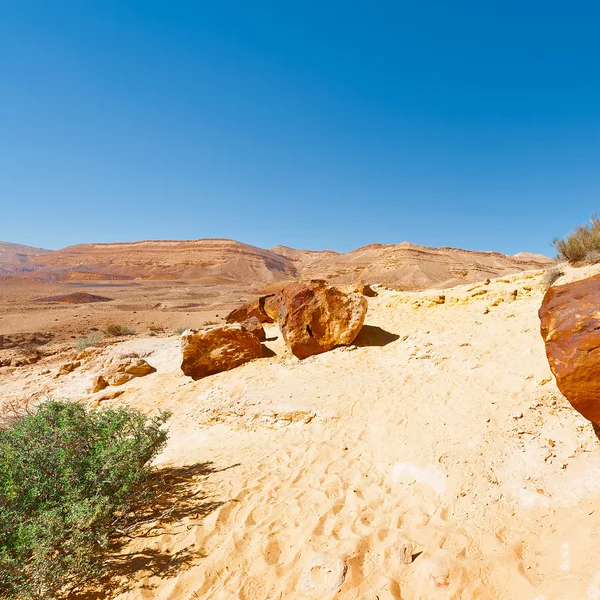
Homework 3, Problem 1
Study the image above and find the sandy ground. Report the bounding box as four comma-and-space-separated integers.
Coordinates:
2, 266, 600, 599
0, 279, 271, 343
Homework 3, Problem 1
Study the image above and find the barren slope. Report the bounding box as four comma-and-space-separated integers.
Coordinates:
0, 241, 50, 274
28, 239, 298, 283
22, 238, 551, 289
276, 241, 553, 289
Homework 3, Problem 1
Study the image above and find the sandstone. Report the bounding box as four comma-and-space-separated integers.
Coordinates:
181, 324, 263, 380
58, 361, 80, 375
539, 272, 600, 424
225, 295, 275, 324
263, 294, 279, 321
101, 354, 156, 386
241, 316, 266, 342
92, 375, 109, 393
276, 280, 368, 359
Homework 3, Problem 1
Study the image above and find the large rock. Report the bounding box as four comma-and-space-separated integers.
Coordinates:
276, 280, 368, 359
539, 273, 600, 424
181, 324, 263, 380
225, 295, 275, 324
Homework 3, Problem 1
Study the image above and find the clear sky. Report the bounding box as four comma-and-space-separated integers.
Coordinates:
1, 1, 599, 255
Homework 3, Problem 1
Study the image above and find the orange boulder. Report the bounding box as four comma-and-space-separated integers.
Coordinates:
225, 295, 275, 324
180, 324, 263, 380
276, 280, 367, 359
539, 272, 600, 424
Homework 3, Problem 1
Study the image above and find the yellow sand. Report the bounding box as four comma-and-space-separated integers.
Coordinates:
3, 266, 600, 599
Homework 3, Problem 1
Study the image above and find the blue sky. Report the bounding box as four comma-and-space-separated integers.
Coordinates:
1, 1, 599, 254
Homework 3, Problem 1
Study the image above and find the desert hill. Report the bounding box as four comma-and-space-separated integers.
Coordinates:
0, 241, 50, 275
8, 238, 552, 289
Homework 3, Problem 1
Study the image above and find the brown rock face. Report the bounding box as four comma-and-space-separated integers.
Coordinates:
180, 324, 263, 380
102, 354, 156, 386
225, 295, 275, 324
241, 317, 266, 342
263, 294, 280, 321
276, 280, 368, 359
539, 273, 600, 424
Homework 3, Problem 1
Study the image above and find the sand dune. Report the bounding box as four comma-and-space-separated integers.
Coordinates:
3, 266, 600, 598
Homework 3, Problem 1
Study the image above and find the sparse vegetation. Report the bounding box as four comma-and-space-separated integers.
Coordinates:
201, 320, 218, 327
552, 216, 600, 265
0, 400, 170, 599
173, 327, 188, 335
103, 324, 136, 337
542, 265, 565, 289
75, 331, 103, 351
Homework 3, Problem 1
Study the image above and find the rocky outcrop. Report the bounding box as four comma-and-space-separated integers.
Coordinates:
58, 361, 80, 376
100, 354, 156, 386
241, 317, 266, 342
539, 273, 600, 424
276, 280, 368, 359
225, 295, 275, 324
180, 325, 263, 380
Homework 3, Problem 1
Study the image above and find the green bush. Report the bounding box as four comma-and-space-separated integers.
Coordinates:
75, 332, 103, 352
0, 400, 170, 599
553, 216, 600, 265
103, 324, 136, 337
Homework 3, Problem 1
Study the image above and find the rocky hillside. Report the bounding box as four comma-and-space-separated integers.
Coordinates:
0, 242, 50, 275
11, 238, 551, 289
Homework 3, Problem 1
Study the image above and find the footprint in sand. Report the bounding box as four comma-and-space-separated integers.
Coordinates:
300, 555, 347, 594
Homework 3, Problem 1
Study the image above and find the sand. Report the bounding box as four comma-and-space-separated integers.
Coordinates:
2, 266, 600, 599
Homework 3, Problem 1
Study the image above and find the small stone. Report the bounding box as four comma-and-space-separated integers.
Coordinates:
400, 541, 414, 564
512, 412, 524, 419
92, 375, 109, 393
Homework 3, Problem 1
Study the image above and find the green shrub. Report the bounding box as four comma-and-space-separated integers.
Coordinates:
0, 400, 170, 599
103, 324, 136, 337
553, 216, 600, 265
75, 332, 103, 352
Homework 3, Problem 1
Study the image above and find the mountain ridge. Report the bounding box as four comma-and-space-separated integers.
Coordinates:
0, 238, 552, 289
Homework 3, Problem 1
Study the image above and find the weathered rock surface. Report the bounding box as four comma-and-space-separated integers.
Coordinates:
181, 325, 263, 380
539, 273, 600, 424
263, 294, 280, 321
276, 280, 368, 359
92, 375, 109, 392
241, 317, 266, 342
225, 295, 275, 324
101, 354, 156, 386
58, 361, 80, 375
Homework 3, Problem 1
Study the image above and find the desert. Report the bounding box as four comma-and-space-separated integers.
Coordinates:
3, 4, 600, 598
3, 234, 600, 599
